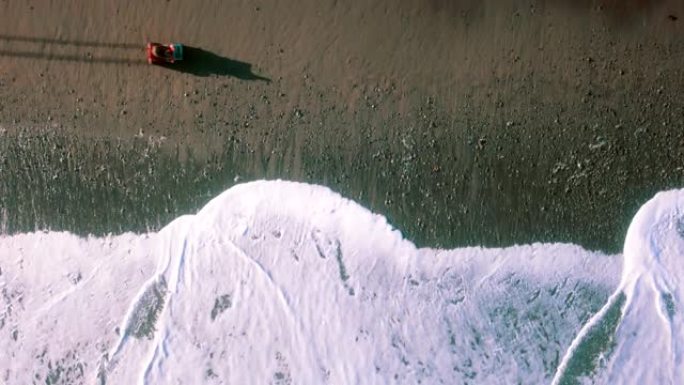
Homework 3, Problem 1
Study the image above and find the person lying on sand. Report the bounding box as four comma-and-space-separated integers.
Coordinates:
152, 45, 172, 59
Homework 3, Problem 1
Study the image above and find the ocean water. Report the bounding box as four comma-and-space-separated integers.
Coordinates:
0, 180, 681, 384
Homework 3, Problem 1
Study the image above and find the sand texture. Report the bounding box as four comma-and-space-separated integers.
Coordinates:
0, 0, 683, 252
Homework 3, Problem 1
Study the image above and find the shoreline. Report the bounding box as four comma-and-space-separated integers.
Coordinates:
1, 0, 683, 253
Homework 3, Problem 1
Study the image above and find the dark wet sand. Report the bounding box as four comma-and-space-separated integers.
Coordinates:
0, 0, 683, 253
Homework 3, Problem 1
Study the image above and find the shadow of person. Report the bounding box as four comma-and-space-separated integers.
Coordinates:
161, 46, 269, 81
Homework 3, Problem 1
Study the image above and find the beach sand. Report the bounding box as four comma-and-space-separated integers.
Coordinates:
0, 0, 683, 252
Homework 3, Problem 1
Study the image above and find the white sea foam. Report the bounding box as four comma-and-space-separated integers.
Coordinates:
2, 180, 679, 384
552, 190, 684, 385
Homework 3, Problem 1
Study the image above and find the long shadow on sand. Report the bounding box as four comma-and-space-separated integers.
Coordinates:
0, 34, 140, 49
160, 46, 269, 81
0, 49, 144, 65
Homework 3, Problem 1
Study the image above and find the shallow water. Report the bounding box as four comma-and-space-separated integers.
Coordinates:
7, 180, 682, 384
